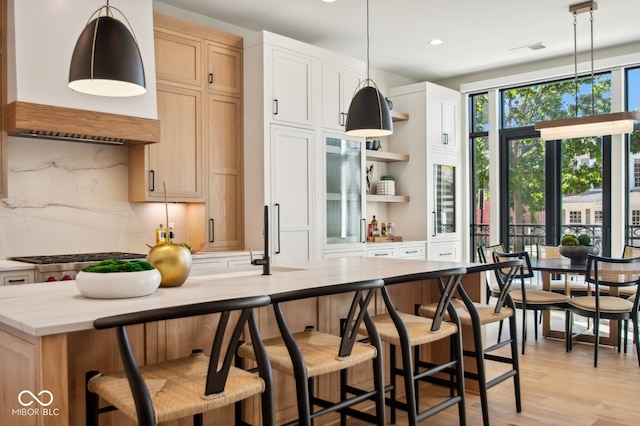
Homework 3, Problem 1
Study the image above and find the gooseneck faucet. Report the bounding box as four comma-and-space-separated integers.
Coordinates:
251, 205, 271, 275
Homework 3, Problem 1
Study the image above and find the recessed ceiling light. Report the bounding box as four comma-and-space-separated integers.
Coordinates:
323, 0, 337, 2
429, 39, 443, 46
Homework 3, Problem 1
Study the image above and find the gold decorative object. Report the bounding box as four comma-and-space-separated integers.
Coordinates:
146, 182, 192, 287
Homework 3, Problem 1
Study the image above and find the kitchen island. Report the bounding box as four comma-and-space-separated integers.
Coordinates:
0, 257, 485, 425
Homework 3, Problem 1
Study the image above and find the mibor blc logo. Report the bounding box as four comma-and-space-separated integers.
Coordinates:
12, 390, 59, 417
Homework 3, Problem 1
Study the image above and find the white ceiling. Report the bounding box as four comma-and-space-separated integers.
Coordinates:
156, 0, 640, 83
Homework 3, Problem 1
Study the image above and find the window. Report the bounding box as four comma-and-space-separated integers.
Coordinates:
501, 73, 612, 129
569, 211, 582, 224
594, 211, 603, 223
634, 158, 640, 188
632, 210, 640, 226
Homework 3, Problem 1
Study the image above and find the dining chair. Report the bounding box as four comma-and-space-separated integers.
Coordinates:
237, 278, 386, 426
347, 268, 467, 426
493, 250, 569, 354
565, 254, 640, 367
537, 244, 589, 296
85, 295, 274, 426
418, 259, 523, 426
477, 244, 506, 303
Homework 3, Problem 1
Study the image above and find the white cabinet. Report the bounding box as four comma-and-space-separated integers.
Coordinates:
397, 243, 426, 259
321, 64, 362, 131
0, 270, 34, 285
271, 48, 314, 127
269, 125, 315, 263
365, 242, 426, 260
387, 82, 464, 261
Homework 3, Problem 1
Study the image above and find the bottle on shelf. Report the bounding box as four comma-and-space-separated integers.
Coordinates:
371, 215, 380, 237
168, 223, 175, 244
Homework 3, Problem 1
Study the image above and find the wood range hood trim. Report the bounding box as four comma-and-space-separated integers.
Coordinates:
3, 101, 161, 145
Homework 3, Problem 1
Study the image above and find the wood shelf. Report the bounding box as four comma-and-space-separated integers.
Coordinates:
366, 194, 410, 203
391, 110, 409, 122
365, 150, 409, 163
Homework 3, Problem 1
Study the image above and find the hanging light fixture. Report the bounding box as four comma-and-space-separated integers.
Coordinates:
345, 0, 393, 137
68, 1, 146, 97
534, 1, 639, 140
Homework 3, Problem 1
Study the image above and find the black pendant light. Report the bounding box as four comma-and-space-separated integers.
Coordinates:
345, 0, 393, 137
69, 2, 146, 97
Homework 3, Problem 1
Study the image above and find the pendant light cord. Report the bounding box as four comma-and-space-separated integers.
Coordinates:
366, 0, 370, 82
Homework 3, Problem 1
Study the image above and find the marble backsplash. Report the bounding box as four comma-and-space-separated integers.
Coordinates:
0, 137, 191, 259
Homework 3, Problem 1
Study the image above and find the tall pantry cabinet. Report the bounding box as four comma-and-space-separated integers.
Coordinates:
387, 82, 464, 261
130, 14, 244, 250
243, 31, 366, 263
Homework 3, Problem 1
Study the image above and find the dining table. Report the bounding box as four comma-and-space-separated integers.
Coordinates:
529, 257, 619, 346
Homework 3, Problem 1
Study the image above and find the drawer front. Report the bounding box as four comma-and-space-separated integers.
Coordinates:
3, 273, 33, 285
428, 241, 461, 261
366, 248, 396, 258
397, 244, 425, 259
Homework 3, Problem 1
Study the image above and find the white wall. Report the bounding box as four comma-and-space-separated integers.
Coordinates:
0, 138, 188, 258
7, 0, 157, 118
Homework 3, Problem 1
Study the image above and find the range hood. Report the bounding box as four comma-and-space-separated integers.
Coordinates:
4, 102, 161, 145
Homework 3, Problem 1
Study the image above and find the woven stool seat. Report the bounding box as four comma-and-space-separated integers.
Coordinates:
419, 298, 514, 326
238, 329, 377, 378
568, 295, 634, 314
509, 288, 569, 304
362, 311, 457, 347
88, 352, 264, 424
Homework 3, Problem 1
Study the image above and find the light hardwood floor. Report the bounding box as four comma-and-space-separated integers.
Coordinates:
354, 312, 640, 425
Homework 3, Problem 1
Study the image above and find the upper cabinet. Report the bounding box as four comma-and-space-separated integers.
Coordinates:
321, 64, 363, 131
387, 82, 463, 260
130, 14, 243, 205
271, 48, 314, 127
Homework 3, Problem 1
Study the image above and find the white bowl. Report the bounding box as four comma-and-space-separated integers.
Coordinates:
75, 269, 162, 299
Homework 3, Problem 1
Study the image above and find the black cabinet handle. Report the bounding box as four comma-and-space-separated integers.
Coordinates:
274, 99, 279, 115
432, 211, 437, 236
209, 218, 214, 243
150, 170, 155, 192
275, 203, 281, 254
209, 73, 214, 84
7, 278, 26, 284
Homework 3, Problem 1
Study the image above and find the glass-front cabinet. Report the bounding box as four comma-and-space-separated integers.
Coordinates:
434, 164, 456, 235
324, 135, 366, 247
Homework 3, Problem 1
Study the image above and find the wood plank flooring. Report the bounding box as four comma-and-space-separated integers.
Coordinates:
352, 312, 640, 425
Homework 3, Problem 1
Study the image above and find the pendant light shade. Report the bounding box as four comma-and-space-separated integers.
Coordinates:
534, 1, 638, 140
69, 5, 146, 97
345, 84, 393, 137
344, 0, 393, 137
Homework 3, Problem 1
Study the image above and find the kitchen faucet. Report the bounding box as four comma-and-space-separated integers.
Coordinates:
251, 205, 271, 275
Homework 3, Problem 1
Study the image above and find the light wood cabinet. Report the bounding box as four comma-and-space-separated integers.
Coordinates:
206, 94, 243, 250
130, 14, 243, 218
0, 0, 6, 199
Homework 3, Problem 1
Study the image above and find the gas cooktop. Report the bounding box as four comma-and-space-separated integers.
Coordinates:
11, 252, 147, 264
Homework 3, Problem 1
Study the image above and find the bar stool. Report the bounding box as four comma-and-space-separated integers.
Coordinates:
419, 260, 523, 426
85, 295, 274, 425
237, 278, 386, 426
346, 267, 467, 426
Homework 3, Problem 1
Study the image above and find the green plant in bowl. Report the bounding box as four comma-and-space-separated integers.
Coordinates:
76, 259, 162, 299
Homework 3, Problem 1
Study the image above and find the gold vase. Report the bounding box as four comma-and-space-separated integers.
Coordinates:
147, 244, 192, 287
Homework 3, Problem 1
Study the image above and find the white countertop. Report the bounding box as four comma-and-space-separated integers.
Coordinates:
0, 257, 477, 337
0, 260, 36, 272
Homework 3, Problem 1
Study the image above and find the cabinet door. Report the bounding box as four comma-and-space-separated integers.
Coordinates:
324, 135, 365, 248
147, 85, 203, 201
206, 42, 242, 95
271, 49, 313, 126
154, 28, 202, 88
427, 152, 461, 243
206, 94, 243, 250
321, 65, 362, 131
271, 125, 314, 263
427, 86, 460, 152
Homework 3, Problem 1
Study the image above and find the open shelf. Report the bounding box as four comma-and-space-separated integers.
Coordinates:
365, 150, 409, 162
366, 194, 410, 203
391, 110, 409, 122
